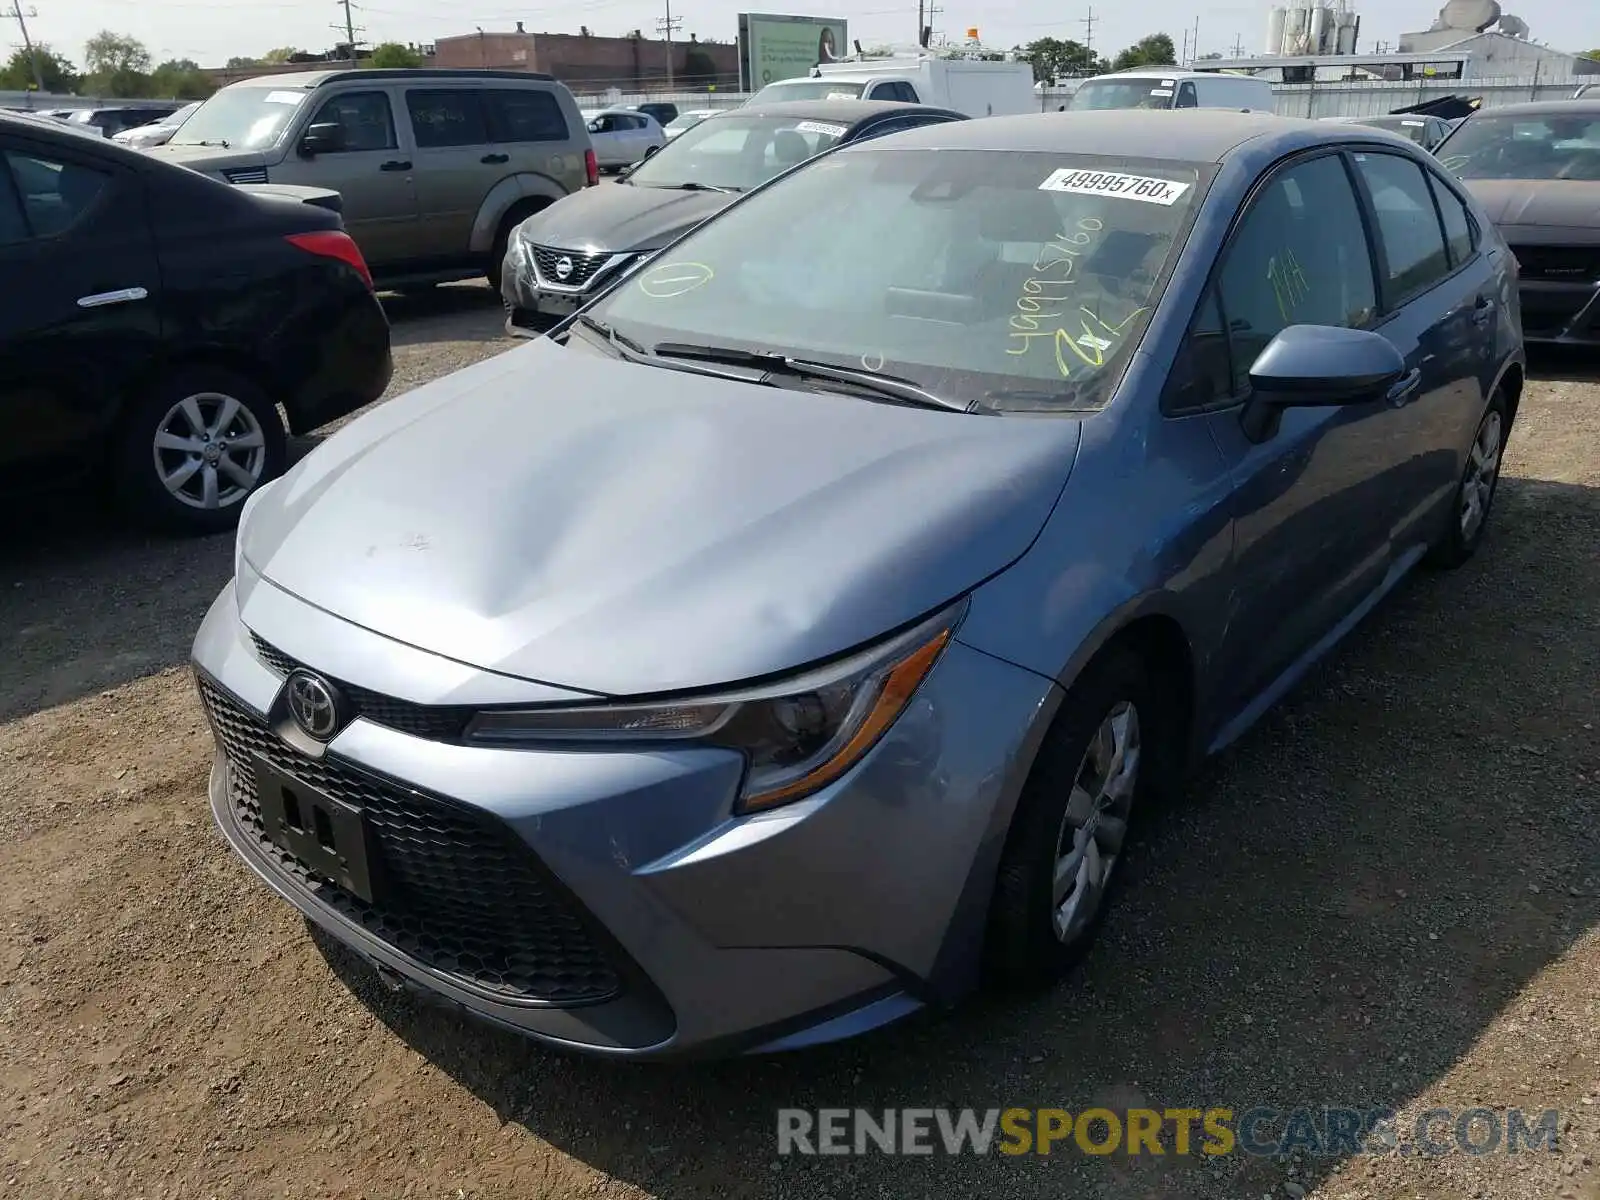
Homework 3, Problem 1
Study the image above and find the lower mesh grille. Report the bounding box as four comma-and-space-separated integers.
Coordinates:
198, 675, 625, 1006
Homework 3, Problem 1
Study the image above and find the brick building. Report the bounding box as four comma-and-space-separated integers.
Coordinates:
432, 24, 739, 90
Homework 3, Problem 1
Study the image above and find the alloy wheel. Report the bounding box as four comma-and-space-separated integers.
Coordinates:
1460, 408, 1503, 543
1052, 700, 1141, 945
151, 391, 268, 511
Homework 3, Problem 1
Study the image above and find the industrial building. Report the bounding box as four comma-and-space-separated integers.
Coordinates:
431, 23, 739, 90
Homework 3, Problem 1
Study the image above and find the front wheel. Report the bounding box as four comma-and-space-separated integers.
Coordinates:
1425, 390, 1508, 569
985, 645, 1168, 987
114, 368, 287, 536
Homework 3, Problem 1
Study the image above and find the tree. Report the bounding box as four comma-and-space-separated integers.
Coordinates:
0, 44, 78, 92
262, 47, 305, 63
1017, 36, 1103, 83
83, 30, 153, 96
1111, 33, 1177, 70
225, 55, 259, 69
1198, 50, 1223, 60
367, 42, 423, 68
150, 58, 217, 99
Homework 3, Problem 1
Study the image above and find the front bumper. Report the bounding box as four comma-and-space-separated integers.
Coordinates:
1516, 278, 1600, 345
499, 238, 640, 329
192, 573, 1056, 1058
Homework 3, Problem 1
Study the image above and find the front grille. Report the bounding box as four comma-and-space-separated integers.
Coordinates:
250, 634, 471, 741
531, 245, 609, 289
222, 166, 270, 185
1511, 245, 1600, 283
199, 677, 625, 1006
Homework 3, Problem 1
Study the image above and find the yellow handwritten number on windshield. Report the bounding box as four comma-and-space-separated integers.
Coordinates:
638, 262, 715, 299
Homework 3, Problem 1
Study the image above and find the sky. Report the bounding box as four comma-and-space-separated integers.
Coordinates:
6, 0, 1592, 72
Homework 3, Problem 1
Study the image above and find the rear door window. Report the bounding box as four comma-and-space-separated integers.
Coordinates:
4, 149, 110, 238
405, 89, 490, 148
1426, 171, 1476, 267
486, 89, 570, 142
1351, 151, 1452, 307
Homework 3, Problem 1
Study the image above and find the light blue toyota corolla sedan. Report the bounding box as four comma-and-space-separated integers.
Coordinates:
192, 110, 1524, 1059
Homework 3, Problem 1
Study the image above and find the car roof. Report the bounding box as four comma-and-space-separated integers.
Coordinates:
0, 108, 118, 143
222, 66, 557, 91
1461, 100, 1600, 118
858, 109, 1378, 163
1085, 68, 1255, 82
731, 98, 964, 125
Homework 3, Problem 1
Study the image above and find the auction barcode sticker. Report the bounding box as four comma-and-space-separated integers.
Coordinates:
795, 121, 848, 137
1038, 168, 1192, 206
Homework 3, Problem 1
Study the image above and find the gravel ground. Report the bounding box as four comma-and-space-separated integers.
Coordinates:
1, 285, 1596, 1200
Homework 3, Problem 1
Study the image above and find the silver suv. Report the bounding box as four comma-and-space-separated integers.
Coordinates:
149, 68, 598, 286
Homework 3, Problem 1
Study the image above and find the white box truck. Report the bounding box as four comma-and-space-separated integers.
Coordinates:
745, 52, 1039, 118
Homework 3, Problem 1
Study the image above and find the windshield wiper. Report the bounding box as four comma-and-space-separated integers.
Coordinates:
651, 342, 975, 412
569, 313, 651, 358
649, 181, 737, 193
186, 138, 230, 147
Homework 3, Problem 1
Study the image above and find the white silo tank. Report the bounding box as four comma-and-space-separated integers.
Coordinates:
1267, 6, 1288, 54
1283, 5, 1306, 53
1310, 2, 1331, 54
1335, 12, 1359, 54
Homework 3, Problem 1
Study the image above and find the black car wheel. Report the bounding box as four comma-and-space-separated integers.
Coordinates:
1425, 388, 1508, 569
115, 366, 287, 536
985, 644, 1173, 987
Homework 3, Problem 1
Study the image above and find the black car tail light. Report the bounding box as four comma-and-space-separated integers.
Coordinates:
584, 147, 599, 188
286, 230, 374, 290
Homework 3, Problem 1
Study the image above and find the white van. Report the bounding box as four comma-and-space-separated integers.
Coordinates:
746, 53, 1037, 118
1068, 69, 1275, 114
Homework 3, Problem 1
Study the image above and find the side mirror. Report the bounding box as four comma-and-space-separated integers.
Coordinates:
1240, 325, 1406, 442
299, 122, 345, 156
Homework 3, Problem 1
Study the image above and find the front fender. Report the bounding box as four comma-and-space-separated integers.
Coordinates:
470, 172, 572, 254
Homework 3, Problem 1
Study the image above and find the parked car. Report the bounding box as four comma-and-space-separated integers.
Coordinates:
634, 102, 679, 127
64, 105, 184, 138
148, 69, 598, 287
0, 110, 392, 534
194, 110, 1521, 1058
1436, 99, 1600, 344
662, 108, 721, 142
581, 107, 666, 169
112, 101, 202, 149
1326, 112, 1454, 152
745, 51, 1037, 117
1068, 69, 1275, 113
502, 99, 967, 328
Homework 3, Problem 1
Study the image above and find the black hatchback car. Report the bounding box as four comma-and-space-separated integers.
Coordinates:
501, 98, 966, 328
0, 111, 392, 534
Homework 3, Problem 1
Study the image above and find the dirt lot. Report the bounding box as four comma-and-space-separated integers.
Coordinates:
1, 283, 1597, 1200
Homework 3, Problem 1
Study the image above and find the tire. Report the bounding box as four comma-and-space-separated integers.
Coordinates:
1424, 388, 1508, 570
985, 645, 1170, 989
114, 367, 287, 536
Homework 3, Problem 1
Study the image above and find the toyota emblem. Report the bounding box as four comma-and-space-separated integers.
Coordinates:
285, 670, 343, 741
554, 255, 574, 280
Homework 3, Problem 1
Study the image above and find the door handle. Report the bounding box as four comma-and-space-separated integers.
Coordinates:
1386, 367, 1423, 406
77, 286, 149, 308
379, 160, 412, 172
480, 152, 509, 165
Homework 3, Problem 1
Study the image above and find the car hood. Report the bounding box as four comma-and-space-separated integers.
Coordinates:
515, 182, 734, 254
239, 339, 1082, 696
1462, 178, 1600, 229
146, 143, 272, 174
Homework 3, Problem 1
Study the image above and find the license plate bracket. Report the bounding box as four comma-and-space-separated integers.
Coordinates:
253, 754, 381, 904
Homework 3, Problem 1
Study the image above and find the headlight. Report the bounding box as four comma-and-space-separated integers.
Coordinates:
465, 601, 964, 813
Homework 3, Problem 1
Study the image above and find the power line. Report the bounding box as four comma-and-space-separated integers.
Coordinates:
654, 0, 681, 87
5, 0, 44, 90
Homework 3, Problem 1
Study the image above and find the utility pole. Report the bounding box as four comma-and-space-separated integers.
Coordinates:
925, 3, 942, 46
1180, 28, 1189, 63
916, 0, 923, 48
1081, 6, 1096, 61
332, 0, 362, 65
1192, 18, 1200, 64
1232, 33, 1244, 57
5, 1, 44, 92
655, 0, 682, 88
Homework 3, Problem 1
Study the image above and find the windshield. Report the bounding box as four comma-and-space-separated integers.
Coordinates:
587, 148, 1209, 412
1359, 116, 1429, 145
748, 80, 865, 103
1439, 113, 1600, 181
1069, 79, 1178, 111
172, 87, 307, 150
666, 111, 714, 132
627, 114, 848, 191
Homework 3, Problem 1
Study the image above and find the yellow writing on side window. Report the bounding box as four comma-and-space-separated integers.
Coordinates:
1268, 248, 1311, 322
